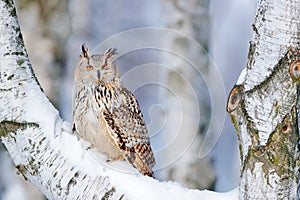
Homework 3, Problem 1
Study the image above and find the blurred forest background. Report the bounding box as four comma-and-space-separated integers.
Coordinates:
0, 0, 257, 199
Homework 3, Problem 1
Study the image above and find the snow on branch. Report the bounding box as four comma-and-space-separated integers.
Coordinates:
0, 0, 236, 199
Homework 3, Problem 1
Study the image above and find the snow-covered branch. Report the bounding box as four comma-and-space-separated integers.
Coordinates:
0, 0, 236, 199
227, 0, 300, 199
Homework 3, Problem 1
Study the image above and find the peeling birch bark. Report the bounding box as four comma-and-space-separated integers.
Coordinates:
227, 0, 300, 199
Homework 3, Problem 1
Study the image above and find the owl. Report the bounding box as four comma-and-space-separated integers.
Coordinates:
72, 44, 156, 177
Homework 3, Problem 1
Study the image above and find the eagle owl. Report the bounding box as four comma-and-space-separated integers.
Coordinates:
72, 44, 156, 177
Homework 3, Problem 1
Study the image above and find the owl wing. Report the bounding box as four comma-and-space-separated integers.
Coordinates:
94, 84, 156, 177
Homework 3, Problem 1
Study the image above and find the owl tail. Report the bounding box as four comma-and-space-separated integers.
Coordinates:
135, 154, 155, 178
124, 146, 155, 178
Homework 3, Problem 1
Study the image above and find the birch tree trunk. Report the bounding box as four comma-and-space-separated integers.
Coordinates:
227, 0, 300, 199
0, 1, 71, 199
159, 0, 216, 189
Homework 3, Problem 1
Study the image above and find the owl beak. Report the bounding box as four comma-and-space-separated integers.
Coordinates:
97, 70, 101, 79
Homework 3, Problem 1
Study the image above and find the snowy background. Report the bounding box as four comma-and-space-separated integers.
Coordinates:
0, 0, 257, 199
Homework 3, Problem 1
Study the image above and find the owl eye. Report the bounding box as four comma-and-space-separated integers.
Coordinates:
86, 65, 93, 70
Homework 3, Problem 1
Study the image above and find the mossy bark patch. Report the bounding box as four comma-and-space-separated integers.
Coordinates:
102, 187, 116, 200
0, 120, 39, 137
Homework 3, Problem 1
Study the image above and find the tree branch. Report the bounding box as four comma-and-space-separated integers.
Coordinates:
0, 0, 235, 199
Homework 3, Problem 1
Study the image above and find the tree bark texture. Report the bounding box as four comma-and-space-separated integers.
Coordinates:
227, 0, 300, 199
160, 0, 216, 190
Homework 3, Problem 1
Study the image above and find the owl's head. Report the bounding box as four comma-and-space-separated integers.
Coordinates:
75, 44, 119, 84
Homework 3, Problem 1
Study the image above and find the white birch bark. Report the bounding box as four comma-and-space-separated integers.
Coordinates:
0, 0, 235, 199
227, 0, 300, 199
159, 0, 216, 189
0, 1, 71, 199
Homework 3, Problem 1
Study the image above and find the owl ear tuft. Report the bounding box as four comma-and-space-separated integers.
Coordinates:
105, 48, 118, 59
81, 43, 91, 59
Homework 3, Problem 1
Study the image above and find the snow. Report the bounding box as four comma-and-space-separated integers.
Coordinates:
236, 68, 247, 85
56, 126, 238, 199
23, 81, 59, 139
109, 170, 238, 200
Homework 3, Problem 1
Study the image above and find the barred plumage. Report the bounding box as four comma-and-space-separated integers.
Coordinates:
72, 44, 156, 177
